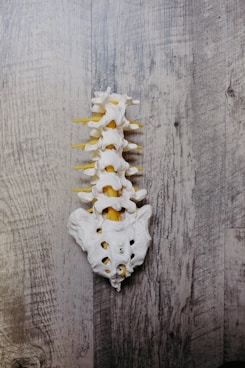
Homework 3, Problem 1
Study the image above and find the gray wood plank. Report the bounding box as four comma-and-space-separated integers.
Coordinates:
224, 229, 245, 363
190, 1, 228, 366
225, 0, 245, 229
92, 1, 226, 367
0, 1, 93, 367
223, 1, 245, 364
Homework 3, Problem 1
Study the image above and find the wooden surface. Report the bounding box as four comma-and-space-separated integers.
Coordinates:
0, 1, 244, 368
224, 229, 245, 363
92, 1, 245, 368
0, 1, 93, 367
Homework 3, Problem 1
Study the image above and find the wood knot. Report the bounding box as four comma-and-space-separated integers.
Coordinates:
226, 85, 235, 97
11, 357, 42, 368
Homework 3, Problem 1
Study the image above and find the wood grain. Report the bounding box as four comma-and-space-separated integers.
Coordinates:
0, 0, 244, 367
224, 0, 245, 364
190, 1, 227, 365
92, 1, 244, 368
224, 229, 245, 363
0, 1, 93, 367
92, 0, 202, 367
225, 0, 245, 229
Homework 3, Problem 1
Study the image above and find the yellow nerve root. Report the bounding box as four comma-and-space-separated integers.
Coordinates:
106, 144, 116, 150
72, 116, 101, 124
107, 120, 116, 128
119, 264, 126, 278
101, 241, 109, 249
72, 187, 92, 192
107, 207, 121, 221
73, 116, 143, 128
73, 163, 95, 170
102, 257, 110, 265
71, 139, 98, 149
105, 165, 115, 172
103, 185, 117, 197
103, 183, 121, 221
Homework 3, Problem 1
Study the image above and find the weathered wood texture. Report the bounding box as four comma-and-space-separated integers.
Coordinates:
224, 229, 245, 363
92, 1, 245, 368
0, 1, 93, 367
1, 1, 244, 368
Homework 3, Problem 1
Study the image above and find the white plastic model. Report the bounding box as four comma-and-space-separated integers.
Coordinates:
68, 88, 152, 291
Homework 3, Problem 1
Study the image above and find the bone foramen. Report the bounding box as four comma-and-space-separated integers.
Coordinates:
68, 88, 152, 291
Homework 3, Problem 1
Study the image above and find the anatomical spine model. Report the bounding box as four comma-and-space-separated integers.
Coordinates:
68, 88, 152, 291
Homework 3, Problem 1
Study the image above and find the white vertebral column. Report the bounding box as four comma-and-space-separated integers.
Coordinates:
68, 88, 152, 292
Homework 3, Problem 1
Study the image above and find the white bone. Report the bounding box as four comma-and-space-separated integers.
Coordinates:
68, 89, 152, 291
